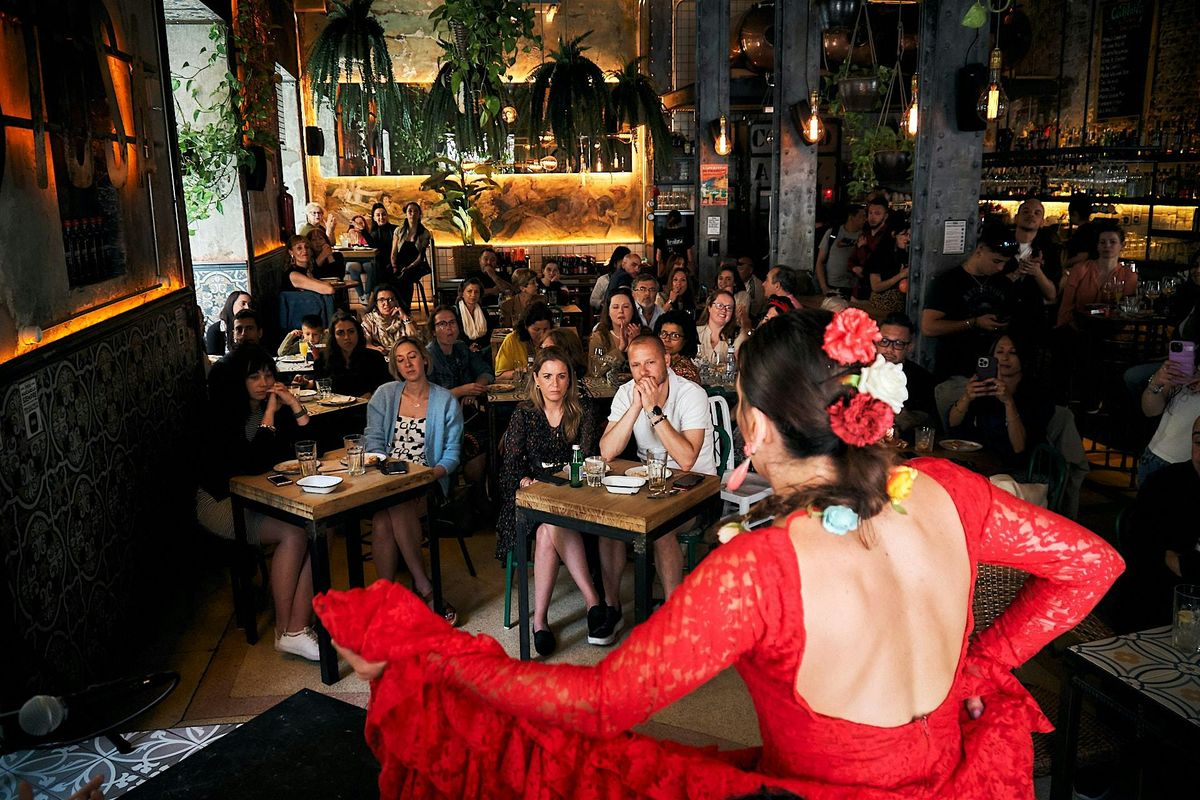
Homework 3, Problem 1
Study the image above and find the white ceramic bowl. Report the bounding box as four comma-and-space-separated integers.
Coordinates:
602, 475, 646, 495
296, 475, 343, 494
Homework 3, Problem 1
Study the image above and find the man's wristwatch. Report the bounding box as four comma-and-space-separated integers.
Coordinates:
650, 405, 666, 426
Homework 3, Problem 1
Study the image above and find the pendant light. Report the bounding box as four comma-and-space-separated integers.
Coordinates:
976, 48, 1007, 122
711, 115, 732, 157
800, 91, 824, 144
902, 75, 919, 137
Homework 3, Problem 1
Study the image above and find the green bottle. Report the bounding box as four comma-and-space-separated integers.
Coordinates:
569, 445, 584, 488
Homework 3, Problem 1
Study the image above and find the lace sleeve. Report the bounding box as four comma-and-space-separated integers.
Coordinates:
440, 533, 781, 738
969, 476, 1124, 670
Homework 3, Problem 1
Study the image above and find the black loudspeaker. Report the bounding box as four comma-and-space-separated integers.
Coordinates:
304, 126, 325, 157
243, 145, 267, 191
955, 64, 988, 132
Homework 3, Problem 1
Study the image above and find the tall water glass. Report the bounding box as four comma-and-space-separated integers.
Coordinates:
316, 378, 333, 400
295, 440, 319, 477
344, 434, 365, 476
584, 457, 605, 488
915, 426, 935, 453
1173, 584, 1200, 654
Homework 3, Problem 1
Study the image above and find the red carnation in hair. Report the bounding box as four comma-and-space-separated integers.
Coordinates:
828, 393, 895, 447
822, 308, 881, 365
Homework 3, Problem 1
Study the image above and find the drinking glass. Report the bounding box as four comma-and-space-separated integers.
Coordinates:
1173, 584, 1200, 654
295, 440, 319, 477
316, 378, 333, 400
344, 435, 365, 476
644, 448, 668, 498
584, 457, 606, 488
298, 341, 310, 360
915, 426, 935, 453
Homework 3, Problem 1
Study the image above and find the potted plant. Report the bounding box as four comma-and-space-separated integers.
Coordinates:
526, 32, 612, 172
419, 156, 499, 246
826, 62, 892, 114
607, 57, 672, 177
843, 114, 912, 198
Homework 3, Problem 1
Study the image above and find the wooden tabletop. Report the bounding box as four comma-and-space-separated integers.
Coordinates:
516, 459, 720, 534
334, 247, 377, 259
229, 448, 435, 521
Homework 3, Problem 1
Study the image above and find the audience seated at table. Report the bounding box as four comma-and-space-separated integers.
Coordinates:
361, 283, 417, 354
284, 235, 335, 296
390, 202, 433, 315
737, 256, 767, 319
875, 312, 937, 435
540, 328, 588, 379
631, 272, 663, 329
362, 203, 396, 293
588, 287, 645, 375
205, 290, 254, 355
495, 303, 555, 381
1004, 198, 1060, 332
589, 245, 630, 311
298, 201, 336, 241
469, 248, 513, 307
456, 277, 491, 352
1168, 250, 1200, 333
1137, 342, 1200, 486
714, 265, 752, 330
864, 212, 911, 317
758, 294, 798, 327
657, 265, 698, 320
303, 222, 343, 280
605, 252, 644, 304
497, 347, 603, 657
764, 264, 804, 311
293, 313, 390, 398
500, 268, 547, 327
363, 337, 464, 626
341, 214, 372, 294
207, 309, 264, 390
599, 335, 715, 611
696, 289, 747, 366
921, 222, 1018, 379
277, 314, 326, 358
654, 310, 701, 384
198, 344, 319, 661
426, 305, 492, 485
1118, 414, 1200, 630
1055, 220, 1138, 329
537, 259, 569, 305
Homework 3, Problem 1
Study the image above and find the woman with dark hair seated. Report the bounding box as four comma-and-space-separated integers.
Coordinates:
456, 277, 492, 353
426, 305, 493, 482
588, 287, 644, 374
319, 307, 1121, 799
494, 303, 555, 381
361, 283, 418, 354
539, 328, 588, 380
497, 346, 603, 657
205, 290, 254, 355
658, 266, 698, 320
654, 309, 700, 383
294, 312, 390, 398
197, 344, 320, 661
945, 332, 1054, 471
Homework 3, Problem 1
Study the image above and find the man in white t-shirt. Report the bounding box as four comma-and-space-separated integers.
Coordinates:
593, 335, 715, 643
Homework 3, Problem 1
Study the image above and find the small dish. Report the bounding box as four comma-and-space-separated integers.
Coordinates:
294, 389, 317, 399
272, 459, 323, 475
488, 383, 516, 392
296, 475, 343, 494
602, 475, 646, 495
278, 354, 306, 364
939, 439, 983, 453
320, 395, 359, 407
340, 452, 386, 467
625, 465, 673, 479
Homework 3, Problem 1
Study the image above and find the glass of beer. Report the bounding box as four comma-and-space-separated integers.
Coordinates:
645, 448, 668, 498
295, 440, 319, 477
1173, 584, 1200, 654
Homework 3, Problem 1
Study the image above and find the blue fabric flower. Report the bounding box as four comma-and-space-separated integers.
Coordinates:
821, 505, 860, 536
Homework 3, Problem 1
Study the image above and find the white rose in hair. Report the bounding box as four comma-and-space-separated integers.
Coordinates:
857, 355, 908, 414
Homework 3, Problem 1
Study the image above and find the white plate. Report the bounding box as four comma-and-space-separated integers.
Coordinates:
624, 465, 673, 479
296, 475, 343, 494
273, 459, 323, 475
319, 395, 359, 407
295, 389, 317, 399
278, 355, 306, 364
939, 439, 983, 453
602, 475, 646, 495
340, 452, 385, 467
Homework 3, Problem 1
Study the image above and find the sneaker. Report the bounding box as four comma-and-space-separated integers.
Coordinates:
606, 604, 624, 638
533, 628, 557, 657
586, 605, 610, 645
275, 627, 321, 661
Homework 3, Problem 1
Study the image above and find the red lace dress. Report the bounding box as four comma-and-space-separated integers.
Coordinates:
315, 458, 1123, 799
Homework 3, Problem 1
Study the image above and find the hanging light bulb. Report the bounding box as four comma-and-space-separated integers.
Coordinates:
976, 48, 1008, 122
501, 105, 518, 125
712, 115, 732, 157
544, 1, 559, 23
801, 90, 824, 144
902, 75, 919, 137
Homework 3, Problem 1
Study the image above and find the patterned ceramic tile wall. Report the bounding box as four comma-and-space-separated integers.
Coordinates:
193, 263, 249, 329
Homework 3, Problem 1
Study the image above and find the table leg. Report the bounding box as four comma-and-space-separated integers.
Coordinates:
517, 510, 531, 660
230, 496, 257, 645
633, 534, 651, 624
1050, 671, 1083, 800
344, 518, 365, 589
307, 520, 339, 685
428, 492, 444, 616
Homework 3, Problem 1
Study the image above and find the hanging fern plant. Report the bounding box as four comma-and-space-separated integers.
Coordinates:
527, 32, 612, 172
608, 57, 672, 178
305, 0, 408, 135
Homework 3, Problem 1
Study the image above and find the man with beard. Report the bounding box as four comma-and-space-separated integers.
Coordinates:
847, 197, 889, 300
1005, 198, 1059, 332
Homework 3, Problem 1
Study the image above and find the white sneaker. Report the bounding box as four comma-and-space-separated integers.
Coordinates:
275, 627, 321, 661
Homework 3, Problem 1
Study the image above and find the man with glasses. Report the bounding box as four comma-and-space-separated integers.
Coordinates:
632, 274, 663, 329
606, 252, 644, 303
920, 223, 1018, 379
876, 313, 937, 434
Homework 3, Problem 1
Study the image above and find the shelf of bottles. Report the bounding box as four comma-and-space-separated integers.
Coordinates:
62, 212, 126, 288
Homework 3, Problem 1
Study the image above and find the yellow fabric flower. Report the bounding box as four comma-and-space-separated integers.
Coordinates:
887, 466, 918, 503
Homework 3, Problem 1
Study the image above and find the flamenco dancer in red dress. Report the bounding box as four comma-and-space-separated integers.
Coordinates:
317, 308, 1122, 799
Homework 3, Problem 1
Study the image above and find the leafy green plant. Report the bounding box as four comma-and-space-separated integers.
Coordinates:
419, 156, 500, 244
426, 0, 538, 161
823, 63, 893, 116
843, 113, 913, 199
231, 0, 279, 150
171, 24, 253, 228
526, 32, 611, 172
607, 57, 672, 177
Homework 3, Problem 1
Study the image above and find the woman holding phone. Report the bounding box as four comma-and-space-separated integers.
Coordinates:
1138, 336, 1200, 485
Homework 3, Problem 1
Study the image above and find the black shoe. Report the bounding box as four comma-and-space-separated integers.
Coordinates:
606, 604, 624, 638
586, 605, 609, 645
533, 627, 557, 657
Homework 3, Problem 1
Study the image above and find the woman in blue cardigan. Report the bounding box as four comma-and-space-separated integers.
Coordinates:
364, 337, 465, 625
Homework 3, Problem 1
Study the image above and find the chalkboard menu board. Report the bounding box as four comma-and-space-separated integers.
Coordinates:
1097, 0, 1154, 120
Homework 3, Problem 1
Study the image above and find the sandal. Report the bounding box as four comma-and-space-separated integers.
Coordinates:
419, 588, 460, 628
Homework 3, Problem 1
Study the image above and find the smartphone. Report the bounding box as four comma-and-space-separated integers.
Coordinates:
538, 473, 569, 486
380, 459, 409, 475
1168, 340, 1196, 374
267, 474, 293, 486
975, 356, 998, 382
673, 473, 705, 490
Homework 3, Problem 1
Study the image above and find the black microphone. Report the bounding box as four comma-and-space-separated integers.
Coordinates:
18, 695, 68, 737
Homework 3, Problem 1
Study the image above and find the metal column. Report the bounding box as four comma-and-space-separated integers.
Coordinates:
695, 0, 730, 287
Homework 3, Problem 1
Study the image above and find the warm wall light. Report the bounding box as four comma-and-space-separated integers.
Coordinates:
797, 91, 824, 144
902, 75, 919, 137
501, 105, 518, 125
976, 48, 1007, 122
711, 115, 733, 156
544, 1, 559, 23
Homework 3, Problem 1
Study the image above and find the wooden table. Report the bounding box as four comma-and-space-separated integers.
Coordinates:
301, 394, 368, 418
898, 443, 1006, 476
228, 448, 438, 684
334, 247, 376, 261
514, 459, 721, 659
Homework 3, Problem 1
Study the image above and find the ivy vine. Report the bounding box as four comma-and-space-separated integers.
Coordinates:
232, 0, 279, 150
